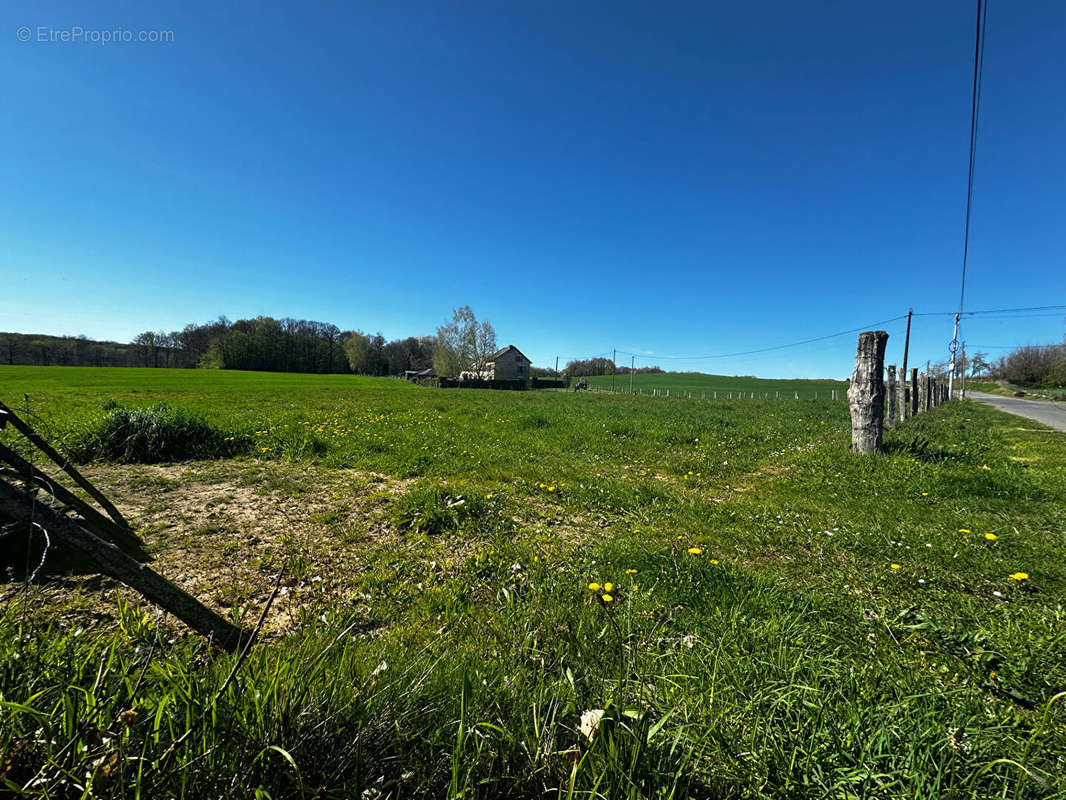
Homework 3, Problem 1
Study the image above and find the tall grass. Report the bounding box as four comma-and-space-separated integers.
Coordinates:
63, 403, 251, 463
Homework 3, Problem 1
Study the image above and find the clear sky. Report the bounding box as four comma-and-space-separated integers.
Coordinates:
2, 1, 1063, 378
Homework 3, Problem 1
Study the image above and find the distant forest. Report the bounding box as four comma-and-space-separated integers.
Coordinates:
0, 317, 435, 376
5, 322, 1062, 385
1, 317, 671, 378
561, 357, 663, 377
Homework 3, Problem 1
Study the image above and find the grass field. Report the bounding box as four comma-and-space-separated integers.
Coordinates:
583, 371, 846, 398
1, 366, 1064, 798
967, 380, 1066, 401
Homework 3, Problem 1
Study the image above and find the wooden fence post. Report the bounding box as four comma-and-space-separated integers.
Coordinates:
910, 368, 919, 417
848, 330, 889, 455
886, 366, 897, 428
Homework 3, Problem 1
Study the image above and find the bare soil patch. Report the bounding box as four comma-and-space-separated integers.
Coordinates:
8, 460, 418, 638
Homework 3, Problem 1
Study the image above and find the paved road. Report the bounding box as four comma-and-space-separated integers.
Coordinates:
971, 393, 1066, 432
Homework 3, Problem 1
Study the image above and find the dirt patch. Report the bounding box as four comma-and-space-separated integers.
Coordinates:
8, 460, 419, 638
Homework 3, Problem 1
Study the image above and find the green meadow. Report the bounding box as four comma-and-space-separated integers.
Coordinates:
583, 371, 846, 399
1, 365, 1064, 798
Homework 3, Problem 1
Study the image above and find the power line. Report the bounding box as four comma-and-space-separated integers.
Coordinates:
950, 0, 989, 397
559, 301, 1060, 368
959, 0, 988, 316
914, 304, 1066, 317
616, 315, 908, 361
966, 343, 1059, 349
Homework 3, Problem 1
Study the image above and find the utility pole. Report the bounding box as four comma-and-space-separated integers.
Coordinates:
947, 313, 961, 398
554, 356, 559, 376
959, 341, 967, 398
901, 309, 913, 380
612, 349, 616, 392
630, 355, 634, 393
900, 308, 913, 416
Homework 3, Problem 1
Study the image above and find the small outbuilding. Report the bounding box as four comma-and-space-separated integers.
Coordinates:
404, 368, 437, 381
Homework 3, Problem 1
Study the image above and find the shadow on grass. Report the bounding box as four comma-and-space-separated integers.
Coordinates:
882, 435, 966, 464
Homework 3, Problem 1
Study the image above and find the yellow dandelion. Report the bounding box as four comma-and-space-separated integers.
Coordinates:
485, 493, 494, 500
688, 547, 702, 555
588, 582, 601, 591
548, 486, 556, 492
603, 582, 613, 592
959, 529, 971, 534
1009, 572, 1028, 582
921, 492, 929, 496
984, 533, 997, 541
890, 563, 901, 570
625, 569, 637, 575
710, 559, 719, 565
601, 594, 613, 602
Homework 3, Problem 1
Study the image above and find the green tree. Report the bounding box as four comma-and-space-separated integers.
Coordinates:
343, 331, 374, 375
434, 306, 495, 377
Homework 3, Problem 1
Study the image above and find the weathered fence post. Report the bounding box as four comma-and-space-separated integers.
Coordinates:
909, 368, 918, 416
886, 366, 897, 428
848, 331, 889, 455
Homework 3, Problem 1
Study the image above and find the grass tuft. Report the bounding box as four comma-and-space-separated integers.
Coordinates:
65, 402, 251, 463
390, 482, 495, 535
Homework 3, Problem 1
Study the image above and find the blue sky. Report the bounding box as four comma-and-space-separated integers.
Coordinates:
2, 0, 1063, 377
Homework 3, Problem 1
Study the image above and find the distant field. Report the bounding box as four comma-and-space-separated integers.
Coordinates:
583, 370, 846, 398
1, 365, 1064, 797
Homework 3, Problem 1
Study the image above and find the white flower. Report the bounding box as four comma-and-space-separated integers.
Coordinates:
579, 709, 605, 741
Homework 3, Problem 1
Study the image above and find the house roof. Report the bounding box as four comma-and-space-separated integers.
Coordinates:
490, 344, 530, 363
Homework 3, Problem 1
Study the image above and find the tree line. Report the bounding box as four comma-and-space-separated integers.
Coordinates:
914, 336, 1066, 388
562, 358, 664, 377
990, 341, 1066, 386
1, 307, 502, 378
1, 332, 142, 368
